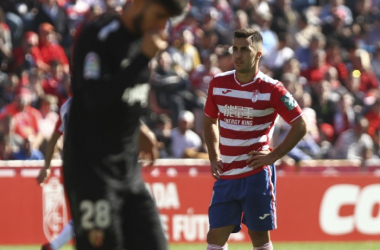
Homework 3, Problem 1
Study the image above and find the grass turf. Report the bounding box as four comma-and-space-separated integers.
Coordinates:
1, 242, 380, 250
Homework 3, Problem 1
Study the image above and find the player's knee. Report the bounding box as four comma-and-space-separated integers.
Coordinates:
248, 230, 270, 246
207, 228, 229, 246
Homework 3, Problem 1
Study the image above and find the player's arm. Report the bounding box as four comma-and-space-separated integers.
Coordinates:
138, 122, 159, 169
247, 82, 308, 168
247, 116, 307, 168
36, 131, 62, 185
204, 115, 223, 180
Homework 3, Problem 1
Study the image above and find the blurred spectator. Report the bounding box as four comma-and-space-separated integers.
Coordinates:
372, 128, 380, 158
170, 110, 201, 158
38, 22, 70, 73
200, 6, 232, 45
333, 92, 356, 135
364, 97, 380, 138
214, 45, 233, 72
169, 28, 201, 75
299, 92, 320, 141
173, 11, 203, 48
274, 116, 320, 170
324, 66, 342, 91
190, 53, 222, 103
311, 80, 337, 126
12, 136, 44, 160
321, 6, 351, 40
345, 71, 365, 109
32, 0, 69, 44
329, 116, 373, 170
0, 1, 25, 47
152, 114, 172, 158
0, 7, 12, 71
294, 11, 320, 50
270, 0, 298, 40
281, 73, 304, 102
198, 30, 219, 57
149, 51, 201, 127
63, 0, 91, 35
351, 49, 379, 93
0, 134, 12, 160
282, 57, 308, 89
262, 32, 294, 78
0, 115, 22, 155
325, 40, 349, 84
296, 33, 326, 70
0, 72, 16, 108
372, 42, 380, 81
365, 14, 380, 47
319, 0, 353, 26
10, 31, 50, 73
0, 87, 42, 142
190, 52, 221, 134
233, 10, 250, 30
253, 11, 278, 57
41, 60, 70, 106
301, 49, 331, 87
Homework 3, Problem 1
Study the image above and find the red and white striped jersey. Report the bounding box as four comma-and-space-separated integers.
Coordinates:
204, 70, 303, 179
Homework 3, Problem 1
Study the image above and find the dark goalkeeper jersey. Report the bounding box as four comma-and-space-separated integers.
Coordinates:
64, 13, 151, 186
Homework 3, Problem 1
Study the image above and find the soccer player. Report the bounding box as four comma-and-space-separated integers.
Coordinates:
204, 29, 307, 250
63, 0, 188, 249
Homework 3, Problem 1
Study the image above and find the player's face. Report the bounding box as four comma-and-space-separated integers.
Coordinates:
136, 2, 172, 35
232, 37, 259, 73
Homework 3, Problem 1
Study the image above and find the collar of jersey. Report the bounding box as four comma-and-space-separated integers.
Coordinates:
234, 70, 263, 87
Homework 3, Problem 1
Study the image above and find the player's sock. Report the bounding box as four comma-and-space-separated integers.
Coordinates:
253, 241, 273, 250
50, 220, 74, 249
207, 243, 228, 249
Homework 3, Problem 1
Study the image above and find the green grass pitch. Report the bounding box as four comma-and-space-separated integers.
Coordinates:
1, 242, 380, 250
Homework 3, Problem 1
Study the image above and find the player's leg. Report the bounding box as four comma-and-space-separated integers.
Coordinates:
248, 230, 273, 249
63, 161, 124, 250
206, 225, 234, 248
242, 164, 277, 249
207, 179, 244, 249
122, 184, 168, 250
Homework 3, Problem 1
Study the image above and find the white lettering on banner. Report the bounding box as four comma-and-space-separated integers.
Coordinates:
173, 208, 209, 241
145, 182, 180, 209
160, 215, 169, 240
356, 185, 380, 234
319, 184, 380, 235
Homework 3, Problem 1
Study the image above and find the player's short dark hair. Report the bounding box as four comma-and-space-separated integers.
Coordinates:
151, 0, 188, 16
233, 28, 263, 51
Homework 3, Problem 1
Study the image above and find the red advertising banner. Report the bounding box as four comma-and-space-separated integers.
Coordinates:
0, 160, 379, 244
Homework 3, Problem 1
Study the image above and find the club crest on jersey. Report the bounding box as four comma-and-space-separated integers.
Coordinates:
88, 229, 105, 248
83, 52, 100, 80
252, 90, 260, 103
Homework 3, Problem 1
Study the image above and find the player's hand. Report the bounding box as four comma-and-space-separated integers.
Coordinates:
139, 124, 159, 169
141, 29, 168, 58
210, 159, 223, 180
246, 149, 274, 169
36, 167, 51, 186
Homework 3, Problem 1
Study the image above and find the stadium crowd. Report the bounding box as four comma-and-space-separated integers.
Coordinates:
0, 0, 379, 169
